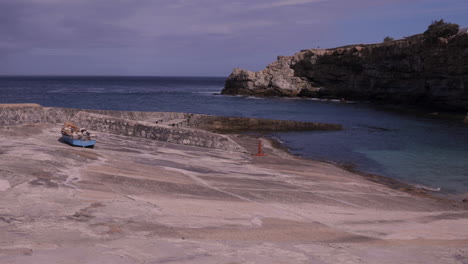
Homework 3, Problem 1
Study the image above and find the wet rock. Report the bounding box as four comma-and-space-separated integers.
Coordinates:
29, 178, 59, 188
0, 248, 33, 256
0, 215, 13, 224
71, 203, 104, 221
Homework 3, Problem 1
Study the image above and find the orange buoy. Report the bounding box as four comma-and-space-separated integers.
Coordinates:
253, 140, 267, 156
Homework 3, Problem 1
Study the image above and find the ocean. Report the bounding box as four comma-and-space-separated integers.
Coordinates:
1, 76, 467, 197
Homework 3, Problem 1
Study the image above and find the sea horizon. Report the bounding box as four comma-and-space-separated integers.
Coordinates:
0, 74, 228, 78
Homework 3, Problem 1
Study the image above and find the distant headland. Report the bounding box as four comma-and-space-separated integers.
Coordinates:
223, 20, 468, 112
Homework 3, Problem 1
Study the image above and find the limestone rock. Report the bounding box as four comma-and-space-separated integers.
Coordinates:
223, 56, 317, 97
223, 30, 468, 111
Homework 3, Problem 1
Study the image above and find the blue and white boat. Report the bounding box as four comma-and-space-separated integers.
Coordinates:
61, 134, 96, 147
61, 122, 96, 147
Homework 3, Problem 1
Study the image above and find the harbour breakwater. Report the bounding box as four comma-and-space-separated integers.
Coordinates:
223, 24, 468, 112
0, 104, 341, 151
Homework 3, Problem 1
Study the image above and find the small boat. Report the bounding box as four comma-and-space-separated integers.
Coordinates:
61, 134, 96, 147
61, 121, 96, 147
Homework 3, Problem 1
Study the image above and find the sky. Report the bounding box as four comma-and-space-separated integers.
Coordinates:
0, 0, 467, 76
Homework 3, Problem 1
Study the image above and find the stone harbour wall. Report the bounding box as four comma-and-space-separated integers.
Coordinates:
0, 104, 45, 126
43, 107, 189, 125
71, 111, 245, 152
41, 106, 342, 132
1, 104, 342, 151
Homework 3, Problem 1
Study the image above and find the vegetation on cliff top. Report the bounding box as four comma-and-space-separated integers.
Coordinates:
423, 19, 460, 43
383, 36, 395, 43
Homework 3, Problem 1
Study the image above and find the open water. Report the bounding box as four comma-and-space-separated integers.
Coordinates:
1, 76, 467, 197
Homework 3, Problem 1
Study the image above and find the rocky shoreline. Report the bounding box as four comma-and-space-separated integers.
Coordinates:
263, 135, 466, 203
1, 104, 468, 263
223, 24, 468, 113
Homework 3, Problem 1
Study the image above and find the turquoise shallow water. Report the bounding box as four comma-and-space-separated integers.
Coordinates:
1, 76, 467, 196
357, 146, 467, 192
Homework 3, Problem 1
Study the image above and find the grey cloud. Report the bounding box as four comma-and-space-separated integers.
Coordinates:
0, 0, 466, 75
0, 0, 336, 49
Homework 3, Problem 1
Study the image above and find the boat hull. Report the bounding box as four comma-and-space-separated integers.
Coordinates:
61, 135, 96, 147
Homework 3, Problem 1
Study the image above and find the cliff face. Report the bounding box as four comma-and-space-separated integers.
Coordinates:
223, 32, 468, 111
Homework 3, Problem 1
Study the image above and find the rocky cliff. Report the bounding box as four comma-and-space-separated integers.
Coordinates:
223, 29, 468, 111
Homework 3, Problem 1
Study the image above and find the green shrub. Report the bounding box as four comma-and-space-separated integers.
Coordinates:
424, 19, 459, 42
383, 36, 394, 43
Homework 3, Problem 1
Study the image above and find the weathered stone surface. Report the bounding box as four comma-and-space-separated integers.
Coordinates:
223, 31, 468, 111
1, 125, 468, 264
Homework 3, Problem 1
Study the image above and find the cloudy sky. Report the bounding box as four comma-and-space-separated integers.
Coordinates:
0, 0, 467, 76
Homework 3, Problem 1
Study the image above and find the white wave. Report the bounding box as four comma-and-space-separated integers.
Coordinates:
414, 184, 441, 192
282, 97, 302, 100
47, 88, 72, 93
87, 88, 106, 93
192, 91, 220, 94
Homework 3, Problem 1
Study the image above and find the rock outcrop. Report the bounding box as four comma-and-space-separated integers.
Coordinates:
223, 56, 317, 97
223, 29, 468, 111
